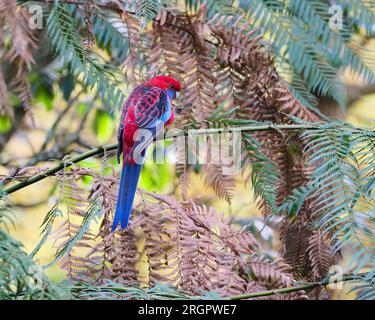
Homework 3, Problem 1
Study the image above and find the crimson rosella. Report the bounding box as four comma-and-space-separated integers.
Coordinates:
112, 75, 182, 231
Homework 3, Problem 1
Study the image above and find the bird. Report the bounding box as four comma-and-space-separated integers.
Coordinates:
112, 75, 182, 231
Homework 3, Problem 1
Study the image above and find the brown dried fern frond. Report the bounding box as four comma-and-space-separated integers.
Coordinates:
120, 12, 146, 85
0, 0, 37, 68
48, 166, 114, 281
206, 17, 331, 282
279, 220, 313, 280
0, 0, 38, 119
53, 168, 95, 280
209, 14, 320, 211
93, 191, 307, 299
246, 256, 308, 300
0, 66, 11, 117
154, 8, 220, 123
307, 231, 339, 282
203, 164, 235, 204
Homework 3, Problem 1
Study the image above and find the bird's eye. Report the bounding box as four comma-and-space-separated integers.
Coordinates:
170, 84, 175, 89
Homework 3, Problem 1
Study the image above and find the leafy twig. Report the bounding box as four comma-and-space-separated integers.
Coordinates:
227, 273, 366, 300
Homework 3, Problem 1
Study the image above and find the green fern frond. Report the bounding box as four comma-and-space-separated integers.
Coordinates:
136, 0, 162, 26
349, 271, 375, 300
286, 0, 375, 86
299, 122, 375, 268
0, 216, 68, 299
205, 108, 265, 128
47, 1, 126, 108
342, 0, 375, 36
93, 13, 130, 64
50, 198, 102, 267
242, 133, 280, 215
30, 203, 63, 258
0, 190, 15, 231
239, 0, 346, 106
277, 183, 314, 217
70, 281, 221, 300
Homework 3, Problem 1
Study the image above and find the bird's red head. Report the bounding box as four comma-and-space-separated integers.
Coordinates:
145, 75, 182, 93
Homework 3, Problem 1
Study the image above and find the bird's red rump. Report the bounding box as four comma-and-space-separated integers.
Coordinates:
165, 112, 175, 127
122, 106, 138, 160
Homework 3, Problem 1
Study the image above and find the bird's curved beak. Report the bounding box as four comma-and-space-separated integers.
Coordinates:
175, 91, 180, 98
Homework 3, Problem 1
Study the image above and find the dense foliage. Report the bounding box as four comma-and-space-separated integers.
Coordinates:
0, 0, 374, 300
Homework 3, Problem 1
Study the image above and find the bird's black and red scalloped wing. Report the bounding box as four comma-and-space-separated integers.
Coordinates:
117, 85, 168, 163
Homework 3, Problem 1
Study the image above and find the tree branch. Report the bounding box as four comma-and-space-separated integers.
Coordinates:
227, 273, 364, 300
1, 123, 315, 195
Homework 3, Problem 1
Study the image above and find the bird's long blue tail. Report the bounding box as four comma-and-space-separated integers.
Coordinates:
112, 163, 142, 231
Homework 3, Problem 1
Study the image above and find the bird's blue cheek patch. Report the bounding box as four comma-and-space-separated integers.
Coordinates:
166, 89, 176, 99
161, 98, 172, 124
